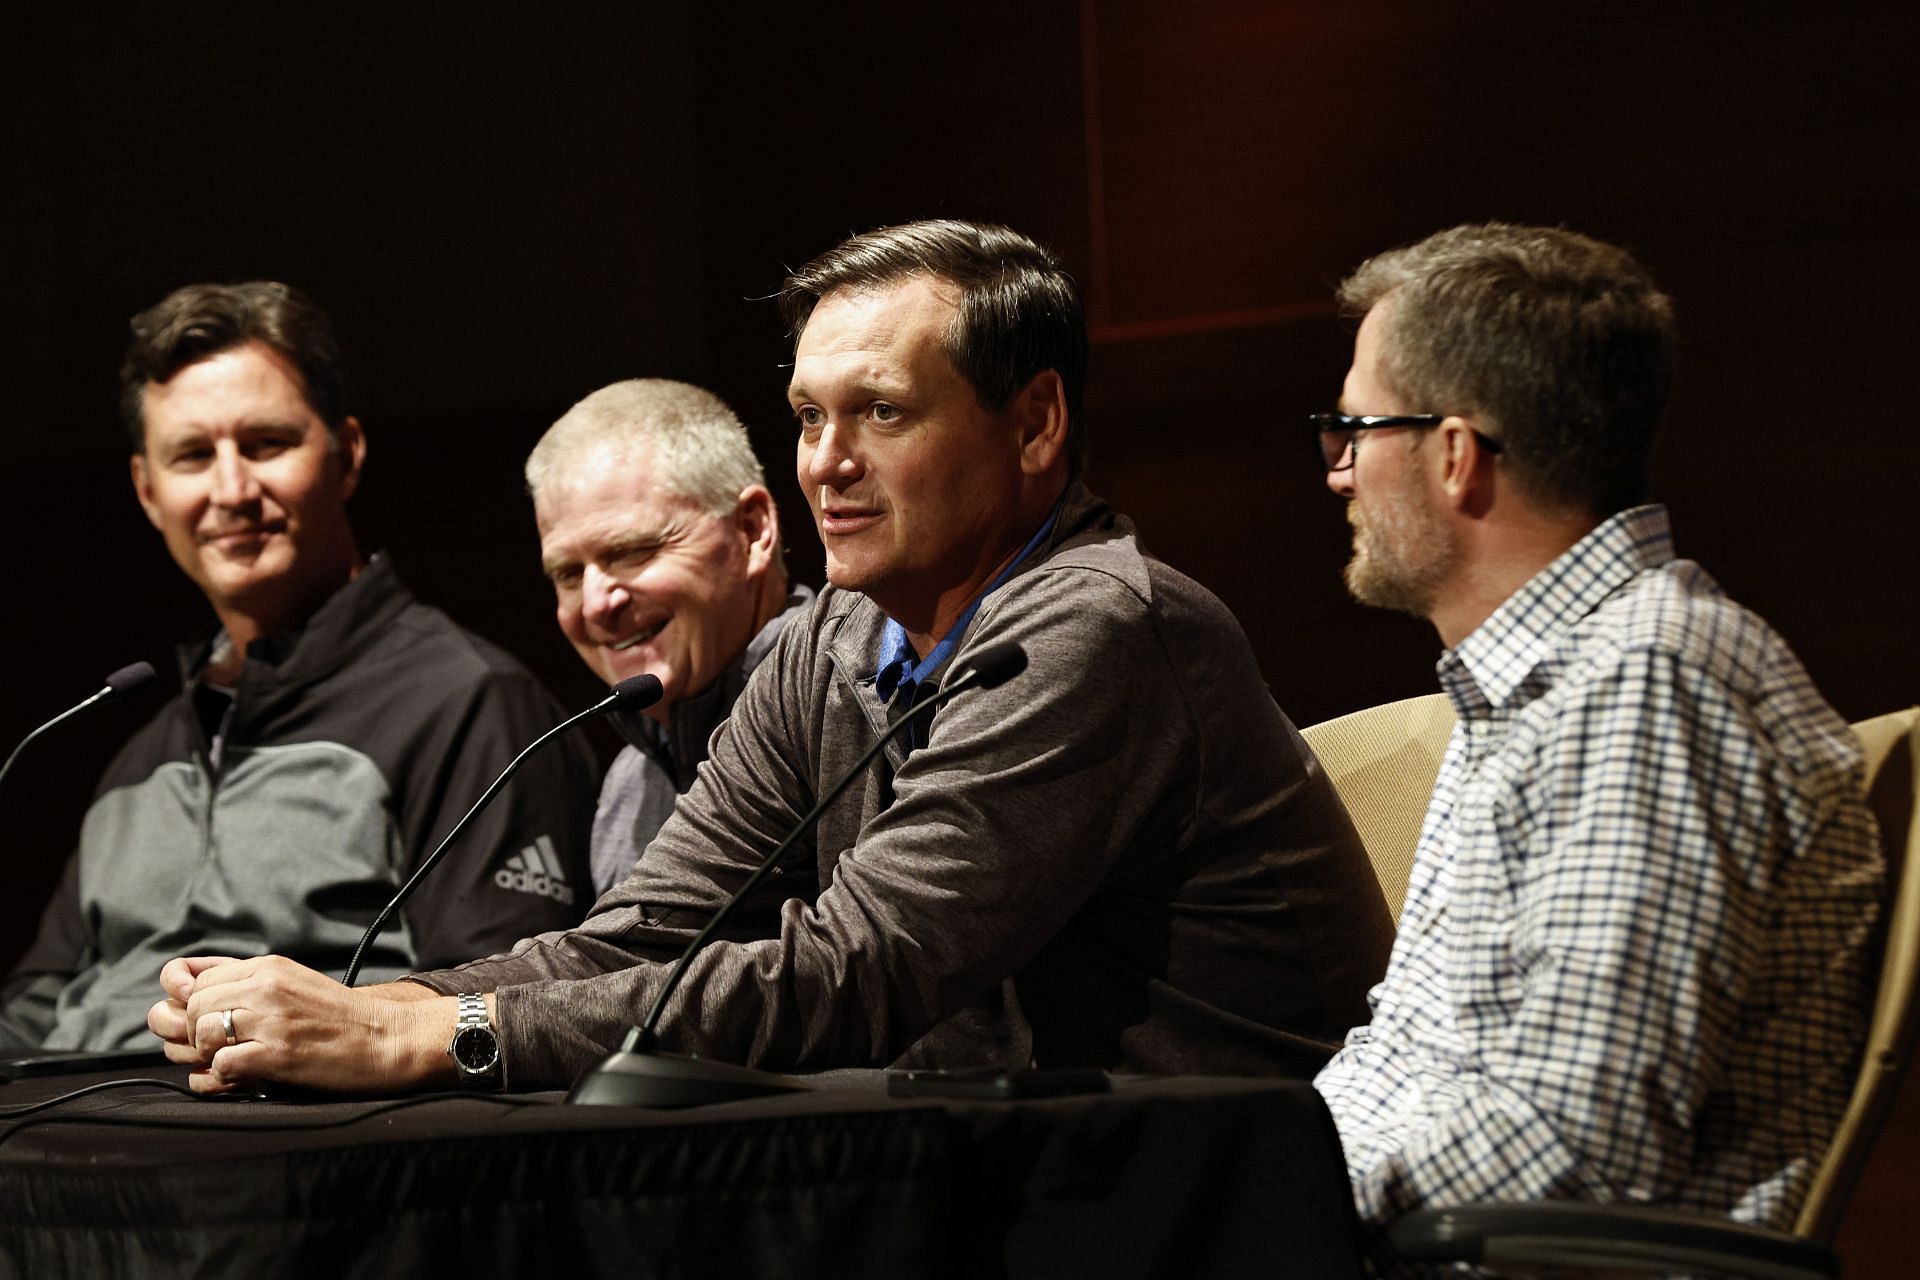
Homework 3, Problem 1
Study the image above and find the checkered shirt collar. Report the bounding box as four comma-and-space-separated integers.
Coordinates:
1441, 503, 1675, 714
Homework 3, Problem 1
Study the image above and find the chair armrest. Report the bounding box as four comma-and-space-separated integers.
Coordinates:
1387, 1203, 1838, 1280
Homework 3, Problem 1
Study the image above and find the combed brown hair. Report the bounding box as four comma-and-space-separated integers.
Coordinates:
780, 219, 1089, 476
120, 281, 347, 450
1338, 223, 1677, 517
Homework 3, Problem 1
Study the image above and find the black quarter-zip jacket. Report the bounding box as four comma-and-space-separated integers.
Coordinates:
1, 556, 598, 1050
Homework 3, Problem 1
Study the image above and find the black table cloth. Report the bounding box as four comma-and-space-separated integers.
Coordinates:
0, 1066, 1363, 1278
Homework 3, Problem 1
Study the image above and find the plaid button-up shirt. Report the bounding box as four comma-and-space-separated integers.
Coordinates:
1315, 504, 1883, 1254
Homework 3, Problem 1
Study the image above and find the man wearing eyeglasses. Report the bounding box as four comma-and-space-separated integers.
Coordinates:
1306, 224, 1883, 1265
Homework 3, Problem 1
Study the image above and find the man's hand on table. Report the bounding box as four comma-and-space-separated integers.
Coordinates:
147, 955, 482, 1095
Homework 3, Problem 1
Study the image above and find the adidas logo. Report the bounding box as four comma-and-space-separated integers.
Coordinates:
495, 835, 575, 905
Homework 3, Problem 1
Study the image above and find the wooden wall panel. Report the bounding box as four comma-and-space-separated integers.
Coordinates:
1077, 0, 1918, 726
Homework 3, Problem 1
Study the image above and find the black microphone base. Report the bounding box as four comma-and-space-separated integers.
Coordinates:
565, 1048, 810, 1109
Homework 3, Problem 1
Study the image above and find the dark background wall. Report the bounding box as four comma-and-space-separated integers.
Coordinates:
4, 2, 1916, 1264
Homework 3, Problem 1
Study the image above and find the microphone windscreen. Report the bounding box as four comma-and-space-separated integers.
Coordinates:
958, 642, 1026, 690
103, 661, 158, 700
607, 673, 665, 712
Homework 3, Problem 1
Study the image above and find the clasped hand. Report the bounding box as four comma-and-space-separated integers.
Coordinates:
148, 954, 448, 1094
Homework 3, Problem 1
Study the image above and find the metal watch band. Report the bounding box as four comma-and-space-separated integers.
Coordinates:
448, 992, 501, 1086
456, 992, 488, 1032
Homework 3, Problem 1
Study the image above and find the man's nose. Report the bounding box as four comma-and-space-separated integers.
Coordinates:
210, 444, 260, 507
581, 563, 629, 623
1326, 445, 1356, 499
801, 421, 863, 489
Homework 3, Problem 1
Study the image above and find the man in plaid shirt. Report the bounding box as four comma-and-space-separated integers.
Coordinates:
1308, 224, 1884, 1263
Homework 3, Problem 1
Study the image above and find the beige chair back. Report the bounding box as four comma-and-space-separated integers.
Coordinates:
1797, 706, 1920, 1240
1301, 693, 1455, 921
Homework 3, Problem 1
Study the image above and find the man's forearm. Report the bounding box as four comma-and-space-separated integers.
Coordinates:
367, 981, 471, 1088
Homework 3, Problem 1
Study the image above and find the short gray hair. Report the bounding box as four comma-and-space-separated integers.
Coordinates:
525, 379, 766, 514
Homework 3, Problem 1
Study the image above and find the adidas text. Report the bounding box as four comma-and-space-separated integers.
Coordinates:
494, 866, 574, 904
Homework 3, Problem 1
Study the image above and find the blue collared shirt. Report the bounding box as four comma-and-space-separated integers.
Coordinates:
874, 509, 1059, 746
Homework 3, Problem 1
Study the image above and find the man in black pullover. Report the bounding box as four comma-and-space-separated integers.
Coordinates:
0, 282, 597, 1050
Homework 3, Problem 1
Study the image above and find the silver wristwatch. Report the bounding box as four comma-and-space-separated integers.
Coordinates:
447, 993, 502, 1087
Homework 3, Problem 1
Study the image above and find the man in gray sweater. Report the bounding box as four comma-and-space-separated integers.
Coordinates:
149, 220, 1392, 1093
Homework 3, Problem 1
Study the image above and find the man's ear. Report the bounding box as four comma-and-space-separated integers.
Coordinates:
333, 416, 368, 500
1012, 369, 1070, 477
1437, 415, 1497, 515
130, 451, 162, 531
734, 484, 780, 577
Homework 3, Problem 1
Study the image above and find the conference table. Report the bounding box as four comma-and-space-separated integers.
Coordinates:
0, 1063, 1365, 1278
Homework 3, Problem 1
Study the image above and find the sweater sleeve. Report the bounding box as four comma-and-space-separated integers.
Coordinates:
407, 616, 818, 1086
414, 568, 1203, 1088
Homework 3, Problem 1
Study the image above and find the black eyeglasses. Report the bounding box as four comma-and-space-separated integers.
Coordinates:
1308, 412, 1504, 472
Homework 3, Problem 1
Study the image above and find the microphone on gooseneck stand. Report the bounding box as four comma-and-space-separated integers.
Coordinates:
0, 662, 158, 796
340, 673, 664, 988
566, 641, 1029, 1109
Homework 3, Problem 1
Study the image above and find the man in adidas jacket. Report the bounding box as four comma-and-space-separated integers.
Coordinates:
0, 282, 597, 1051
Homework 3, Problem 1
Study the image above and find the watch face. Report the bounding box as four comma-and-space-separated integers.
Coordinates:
451, 1024, 500, 1074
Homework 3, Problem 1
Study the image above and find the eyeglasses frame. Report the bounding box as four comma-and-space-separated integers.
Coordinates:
1308, 412, 1504, 472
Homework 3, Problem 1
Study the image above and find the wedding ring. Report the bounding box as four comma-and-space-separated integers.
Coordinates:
221, 1009, 237, 1047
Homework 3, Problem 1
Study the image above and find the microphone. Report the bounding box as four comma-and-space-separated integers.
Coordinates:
0, 662, 158, 795
567, 641, 1027, 1108
104, 662, 160, 699
341, 673, 663, 987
